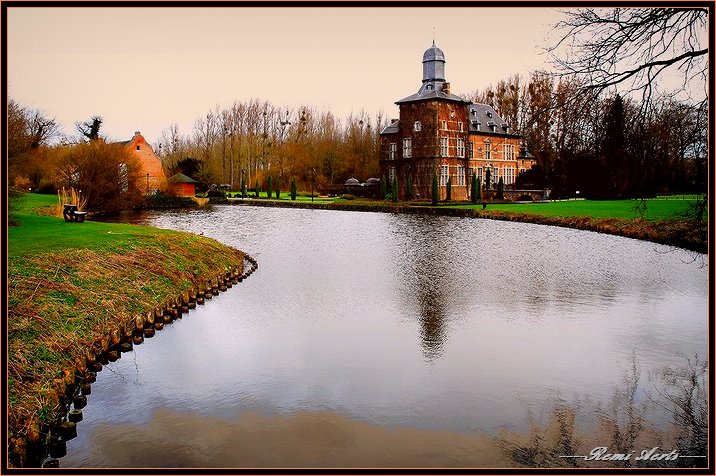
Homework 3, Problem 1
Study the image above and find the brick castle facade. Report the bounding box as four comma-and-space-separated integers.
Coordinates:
379, 43, 535, 200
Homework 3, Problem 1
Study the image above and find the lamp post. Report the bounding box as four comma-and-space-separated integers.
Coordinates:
311, 168, 316, 203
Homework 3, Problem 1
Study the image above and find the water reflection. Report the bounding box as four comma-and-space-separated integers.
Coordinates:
69, 206, 708, 468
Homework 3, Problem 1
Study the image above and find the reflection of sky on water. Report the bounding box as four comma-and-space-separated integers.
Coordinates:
65, 207, 708, 467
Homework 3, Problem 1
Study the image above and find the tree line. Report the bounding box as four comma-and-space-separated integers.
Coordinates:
157, 99, 385, 193
463, 73, 707, 198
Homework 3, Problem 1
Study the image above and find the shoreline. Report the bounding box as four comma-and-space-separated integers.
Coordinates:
7, 206, 257, 467
224, 198, 708, 254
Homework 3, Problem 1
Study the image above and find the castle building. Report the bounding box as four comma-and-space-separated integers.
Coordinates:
379, 43, 535, 200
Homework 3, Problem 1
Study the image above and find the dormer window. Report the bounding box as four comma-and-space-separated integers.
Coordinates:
414, 121, 422, 132
426, 84, 434, 91
485, 110, 492, 118
470, 108, 477, 116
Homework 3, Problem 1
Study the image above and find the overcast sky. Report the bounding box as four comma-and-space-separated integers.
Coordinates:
8, 6, 565, 143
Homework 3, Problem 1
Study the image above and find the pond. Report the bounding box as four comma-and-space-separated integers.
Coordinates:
62, 206, 708, 467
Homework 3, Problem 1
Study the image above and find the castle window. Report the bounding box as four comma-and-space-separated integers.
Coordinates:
503, 144, 515, 161
403, 138, 412, 158
458, 122, 463, 132
440, 165, 449, 186
414, 121, 422, 132
505, 167, 515, 185
440, 136, 449, 156
441, 120, 447, 130
456, 138, 465, 158
467, 141, 474, 158
477, 167, 483, 183
457, 165, 465, 186
484, 141, 492, 160
136, 145, 141, 150
389, 166, 396, 184
389, 142, 397, 160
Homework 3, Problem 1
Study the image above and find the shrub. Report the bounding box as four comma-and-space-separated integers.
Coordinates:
517, 194, 532, 202
381, 174, 387, 198
341, 194, 355, 200
255, 180, 260, 197
471, 174, 478, 204
55, 141, 142, 213
13, 175, 31, 191
291, 179, 297, 200
432, 173, 438, 206
406, 175, 413, 200
497, 177, 504, 200
267, 176, 273, 199
392, 176, 398, 203
446, 176, 452, 201
275, 179, 281, 199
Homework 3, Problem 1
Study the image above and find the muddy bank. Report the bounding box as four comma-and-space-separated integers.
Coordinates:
228, 198, 707, 254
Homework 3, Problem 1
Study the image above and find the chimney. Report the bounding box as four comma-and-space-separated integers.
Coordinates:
134, 131, 141, 136
443, 82, 450, 95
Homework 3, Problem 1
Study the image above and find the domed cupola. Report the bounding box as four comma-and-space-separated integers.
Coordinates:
422, 41, 446, 82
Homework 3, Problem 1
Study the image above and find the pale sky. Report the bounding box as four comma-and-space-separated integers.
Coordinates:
8, 6, 565, 143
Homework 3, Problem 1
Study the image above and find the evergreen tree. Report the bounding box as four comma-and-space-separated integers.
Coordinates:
392, 176, 398, 203
255, 179, 260, 197
432, 173, 439, 206
477, 177, 481, 201
497, 176, 504, 199
406, 175, 413, 200
290, 179, 297, 200
446, 176, 452, 201
267, 176, 273, 199
241, 176, 246, 198
471, 173, 478, 203
275, 178, 280, 199
485, 168, 491, 190
381, 174, 387, 198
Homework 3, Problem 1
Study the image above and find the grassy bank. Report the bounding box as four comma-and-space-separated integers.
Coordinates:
7, 193, 245, 460
229, 195, 708, 253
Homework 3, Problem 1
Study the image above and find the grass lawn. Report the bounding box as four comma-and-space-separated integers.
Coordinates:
8, 193, 245, 447
226, 191, 335, 204
445, 198, 701, 221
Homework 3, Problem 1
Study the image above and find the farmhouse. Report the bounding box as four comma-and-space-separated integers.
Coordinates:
379, 43, 536, 200
117, 131, 166, 193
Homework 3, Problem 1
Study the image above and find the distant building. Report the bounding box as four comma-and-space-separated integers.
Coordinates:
379, 43, 536, 200
117, 131, 166, 193
168, 173, 198, 197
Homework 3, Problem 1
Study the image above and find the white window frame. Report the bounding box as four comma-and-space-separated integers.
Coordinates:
477, 167, 483, 184
457, 165, 465, 186
467, 141, 474, 158
458, 122, 464, 132
414, 121, 422, 132
389, 142, 397, 160
440, 165, 449, 186
403, 138, 412, 158
456, 138, 465, 158
503, 144, 515, 161
388, 166, 396, 184
441, 120, 447, 130
440, 136, 449, 157
505, 167, 515, 185
484, 141, 492, 160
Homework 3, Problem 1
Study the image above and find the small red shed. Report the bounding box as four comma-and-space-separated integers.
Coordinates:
168, 173, 198, 197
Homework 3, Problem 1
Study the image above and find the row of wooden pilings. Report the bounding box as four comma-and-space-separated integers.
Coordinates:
10, 254, 258, 468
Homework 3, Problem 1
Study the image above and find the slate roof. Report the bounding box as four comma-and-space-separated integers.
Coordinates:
467, 103, 519, 137
396, 81, 472, 105
380, 121, 400, 134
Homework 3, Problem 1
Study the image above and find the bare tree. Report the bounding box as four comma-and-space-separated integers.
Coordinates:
547, 8, 708, 107
75, 115, 103, 141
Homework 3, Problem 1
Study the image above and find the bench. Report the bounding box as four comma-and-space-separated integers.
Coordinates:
63, 204, 88, 223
